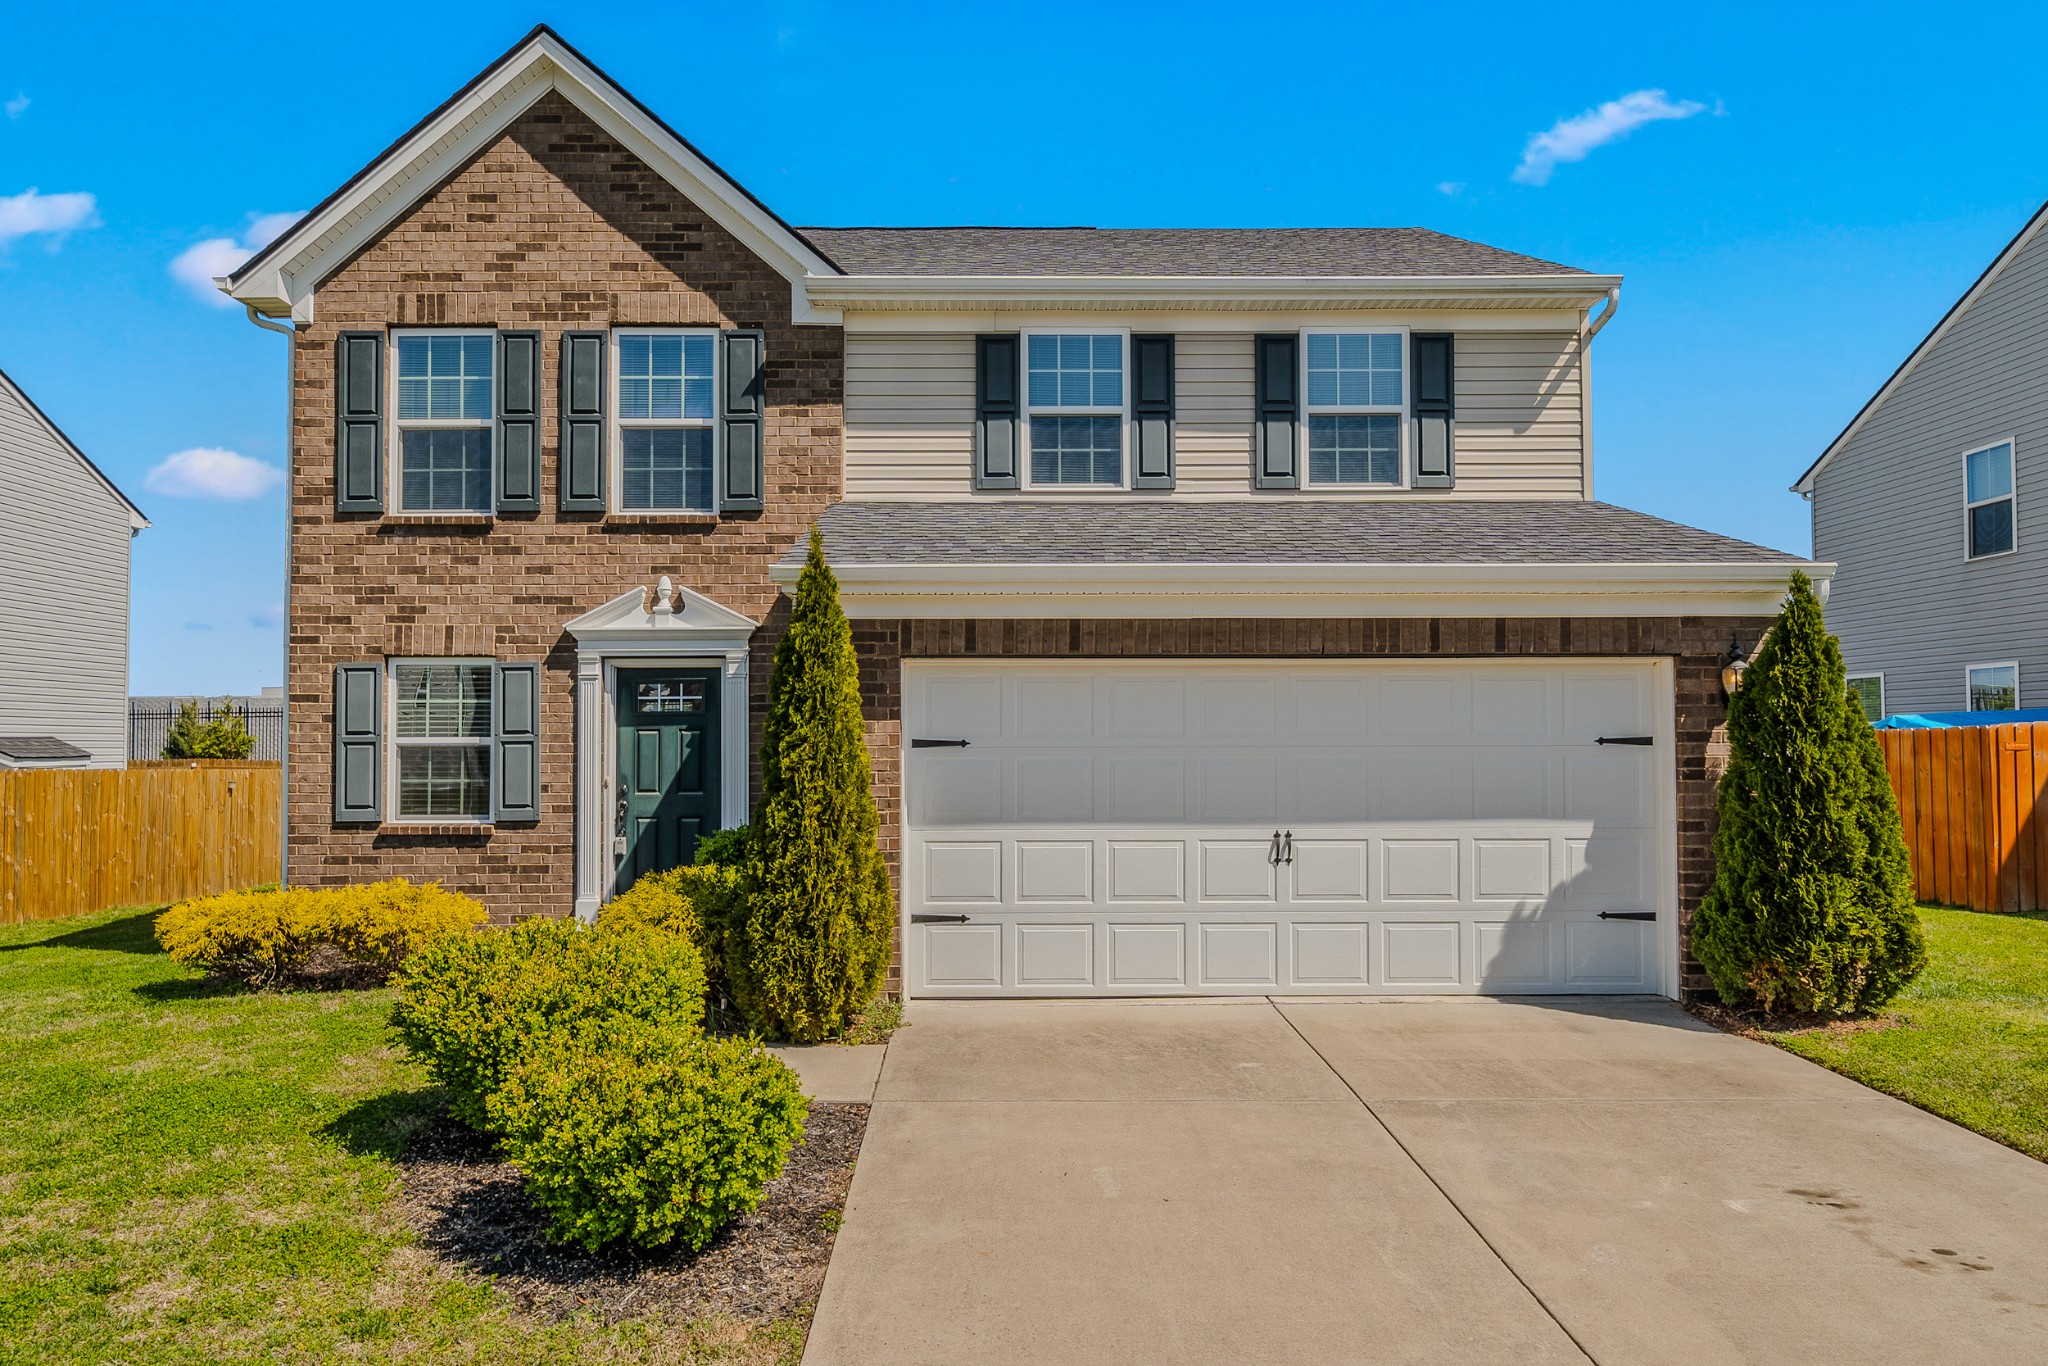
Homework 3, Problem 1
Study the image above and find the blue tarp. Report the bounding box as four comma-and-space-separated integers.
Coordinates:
1872, 708, 2048, 730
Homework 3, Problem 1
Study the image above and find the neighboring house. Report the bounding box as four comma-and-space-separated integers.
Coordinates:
0, 366, 148, 769
221, 26, 1818, 1001
130, 691, 286, 762
1795, 199, 2048, 721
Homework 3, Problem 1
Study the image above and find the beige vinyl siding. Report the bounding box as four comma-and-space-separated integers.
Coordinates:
843, 329, 1586, 500
0, 378, 136, 767
1812, 215, 2048, 716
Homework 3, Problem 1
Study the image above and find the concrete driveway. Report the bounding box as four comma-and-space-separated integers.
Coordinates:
803, 998, 2048, 1365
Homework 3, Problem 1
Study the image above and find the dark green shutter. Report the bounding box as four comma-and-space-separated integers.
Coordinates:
719, 328, 766, 513
1411, 332, 1455, 489
492, 662, 541, 822
495, 331, 541, 512
335, 332, 384, 512
333, 663, 382, 823
1132, 334, 1176, 490
558, 331, 607, 511
975, 334, 1021, 490
1253, 333, 1299, 489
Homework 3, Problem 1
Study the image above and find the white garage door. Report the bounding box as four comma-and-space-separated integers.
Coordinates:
903, 659, 1673, 998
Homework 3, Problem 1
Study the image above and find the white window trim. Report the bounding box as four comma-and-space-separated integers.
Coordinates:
1846, 672, 1885, 722
1020, 328, 1132, 492
1962, 437, 2018, 562
1300, 325, 1410, 489
1964, 660, 2021, 711
610, 326, 720, 515
387, 656, 495, 826
389, 328, 496, 514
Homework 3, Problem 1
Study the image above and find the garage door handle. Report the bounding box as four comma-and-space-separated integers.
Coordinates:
1598, 910, 1657, 921
1596, 735, 1654, 746
911, 737, 972, 749
912, 913, 972, 924
1282, 830, 1294, 864
1268, 830, 1282, 864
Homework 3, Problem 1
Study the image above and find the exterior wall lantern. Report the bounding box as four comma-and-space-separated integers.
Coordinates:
1720, 638, 1750, 698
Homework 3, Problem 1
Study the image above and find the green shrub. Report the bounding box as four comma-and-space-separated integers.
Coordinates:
487, 1023, 809, 1252
602, 863, 743, 1002
1694, 572, 1927, 1013
155, 880, 484, 985
730, 530, 894, 1041
388, 919, 707, 1129
160, 698, 256, 760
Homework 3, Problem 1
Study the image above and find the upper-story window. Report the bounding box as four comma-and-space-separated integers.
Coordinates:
1025, 332, 1125, 487
391, 659, 492, 822
1965, 441, 2016, 559
394, 332, 493, 512
1305, 330, 1404, 486
615, 331, 717, 512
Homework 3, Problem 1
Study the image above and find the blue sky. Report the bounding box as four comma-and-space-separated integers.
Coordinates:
5, 1, 2047, 694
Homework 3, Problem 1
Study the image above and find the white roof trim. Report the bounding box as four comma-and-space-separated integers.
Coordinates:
1794, 198, 2048, 494
803, 272, 1623, 315
0, 366, 147, 531
222, 27, 839, 325
565, 580, 757, 648
770, 559, 1828, 621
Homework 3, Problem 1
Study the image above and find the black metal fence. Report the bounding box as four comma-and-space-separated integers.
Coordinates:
128, 697, 286, 763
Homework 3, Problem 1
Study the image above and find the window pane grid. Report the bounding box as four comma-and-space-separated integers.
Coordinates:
1308, 414, 1400, 485
395, 664, 492, 739
397, 746, 491, 819
393, 662, 493, 821
396, 333, 493, 422
1027, 333, 1123, 410
1030, 416, 1122, 486
618, 332, 715, 422
622, 428, 715, 511
400, 430, 492, 512
1307, 332, 1403, 410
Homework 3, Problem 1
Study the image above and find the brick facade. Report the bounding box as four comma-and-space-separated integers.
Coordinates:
851, 616, 1772, 997
286, 92, 840, 915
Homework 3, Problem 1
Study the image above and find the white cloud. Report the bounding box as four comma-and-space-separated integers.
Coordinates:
169, 210, 305, 305
0, 188, 99, 245
4, 93, 27, 119
251, 604, 284, 628
1436, 181, 1465, 197
1513, 89, 1707, 186
144, 447, 284, 500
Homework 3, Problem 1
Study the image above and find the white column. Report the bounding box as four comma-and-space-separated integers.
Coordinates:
573, 650, 606, 922
723, 649, 751, 827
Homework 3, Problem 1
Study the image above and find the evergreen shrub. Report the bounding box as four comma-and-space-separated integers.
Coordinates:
1694, 571, 1926, 1013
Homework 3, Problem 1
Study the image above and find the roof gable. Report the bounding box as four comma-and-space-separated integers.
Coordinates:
224, 25, 841, 323
0, 367, 147, 531
1794, 197, 2048, 493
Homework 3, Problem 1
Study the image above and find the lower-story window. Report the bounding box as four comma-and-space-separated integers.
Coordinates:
1966, 661, 2019, 712
1846, 673, 1884, 724
392, 660, 493, 820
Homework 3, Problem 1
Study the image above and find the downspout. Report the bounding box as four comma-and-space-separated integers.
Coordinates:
1581, 286, 1620, 341
240, 302, 295, 885
1576, 288, 1620, 502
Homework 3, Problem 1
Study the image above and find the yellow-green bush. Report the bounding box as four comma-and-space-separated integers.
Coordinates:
601, 863, 742, 999
155, 880, 485, 986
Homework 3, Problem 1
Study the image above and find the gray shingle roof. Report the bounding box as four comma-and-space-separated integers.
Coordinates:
799, 228, 1585, 279
0, 736, 91, 762
783, 501, 1802, 569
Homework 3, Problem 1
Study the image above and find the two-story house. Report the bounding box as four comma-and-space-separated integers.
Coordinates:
0, 366, 148, 768
223, 26, 1817, 1001
1796, 200, 2048, 723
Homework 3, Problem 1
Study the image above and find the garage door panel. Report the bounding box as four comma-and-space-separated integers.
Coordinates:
906, 661, 1667, 998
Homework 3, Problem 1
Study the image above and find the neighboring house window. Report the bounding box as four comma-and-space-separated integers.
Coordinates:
1847, 673, 1884, 724
1965, 441, 2015, 558
391, 660, 492, 821
1305, 330, 1405, 486
1025, 333, 1125, 487
394, 332, 493, 512
1966, 661, 2019, 712
615, 330, 717, 512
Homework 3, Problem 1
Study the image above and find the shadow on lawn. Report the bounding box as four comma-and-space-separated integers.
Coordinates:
0, 906, 167, 955
324, 1086, 451, 1162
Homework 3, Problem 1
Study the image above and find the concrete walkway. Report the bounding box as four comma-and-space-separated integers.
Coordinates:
803, 998, 2048, 1365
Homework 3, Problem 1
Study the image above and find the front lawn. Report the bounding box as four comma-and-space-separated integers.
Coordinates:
1760, 905, 2048, 1160
0, 905, 806, 1364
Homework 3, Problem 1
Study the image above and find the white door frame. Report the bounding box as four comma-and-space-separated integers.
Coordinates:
898, 656, 1683, 1000
566, 581, 755, 921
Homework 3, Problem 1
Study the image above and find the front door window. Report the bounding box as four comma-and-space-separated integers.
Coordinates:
615, 669, 721, 893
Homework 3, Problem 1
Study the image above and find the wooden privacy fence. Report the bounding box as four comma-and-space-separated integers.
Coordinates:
1878, 722, 2048, 913
0, 761, 281, 925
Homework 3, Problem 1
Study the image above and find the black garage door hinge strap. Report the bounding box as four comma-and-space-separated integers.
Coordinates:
1597, 910, 1658, 921
912, 913, 972, 924
911, 737, 972, 749
1596, 735, 1654, 746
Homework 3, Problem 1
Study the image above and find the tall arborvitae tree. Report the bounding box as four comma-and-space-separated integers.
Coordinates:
728, 529, 893, 1041
1694, 572, 1925, 1013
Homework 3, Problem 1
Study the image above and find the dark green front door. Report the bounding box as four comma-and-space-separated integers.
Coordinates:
615, 669, 721, 893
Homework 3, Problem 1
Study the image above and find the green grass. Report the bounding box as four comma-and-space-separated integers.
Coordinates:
1765, 906, 2048, 1160
0, 905, 803, 1365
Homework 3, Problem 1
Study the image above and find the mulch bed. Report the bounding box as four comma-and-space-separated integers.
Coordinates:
390, 1102, 868, 1325
1686, 999, 1903, 1039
